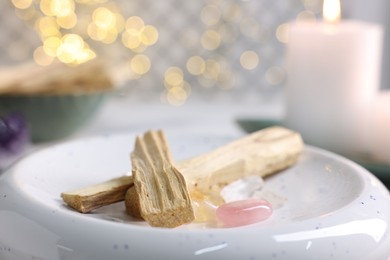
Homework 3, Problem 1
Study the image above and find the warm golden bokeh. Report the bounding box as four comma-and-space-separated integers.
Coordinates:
165, 67, 184, 87
240, 50, 259, 70
12, 0, 158, 66
10, 0, 311, 105
11, 0, 32, 9
186, 56, 206, 76
201, 30, 221, 51
130, 54, 151, 75
276, 23, 289, 44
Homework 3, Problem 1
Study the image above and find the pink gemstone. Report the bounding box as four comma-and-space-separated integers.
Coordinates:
216, 199, 272, 227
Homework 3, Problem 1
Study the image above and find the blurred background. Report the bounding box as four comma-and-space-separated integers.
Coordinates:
0, 0, 389, 170
1, 0, 389, 106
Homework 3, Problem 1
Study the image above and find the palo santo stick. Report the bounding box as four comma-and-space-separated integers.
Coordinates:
125, 126, 303, 220
129, 130, 194, 228
61, 175, 133, 213
177, 126, 303, 194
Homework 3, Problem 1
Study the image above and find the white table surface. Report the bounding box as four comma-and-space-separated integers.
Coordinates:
71, 94, 284, 139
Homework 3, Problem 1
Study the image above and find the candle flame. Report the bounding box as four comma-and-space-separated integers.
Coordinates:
323, 0, 341, 23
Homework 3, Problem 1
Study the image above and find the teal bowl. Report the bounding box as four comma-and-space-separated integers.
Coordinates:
0, 92, 107, 142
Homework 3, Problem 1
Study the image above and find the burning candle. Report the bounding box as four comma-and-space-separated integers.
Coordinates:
284, 0, 384, 157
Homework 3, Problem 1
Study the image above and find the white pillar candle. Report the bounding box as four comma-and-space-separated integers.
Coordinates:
371, 91, 390, 163
284, 1, 383, 157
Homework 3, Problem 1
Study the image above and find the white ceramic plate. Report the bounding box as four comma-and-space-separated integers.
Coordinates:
0, 132, 390, 260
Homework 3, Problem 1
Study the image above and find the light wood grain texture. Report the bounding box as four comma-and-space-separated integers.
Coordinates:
129, 130, 194, 228
61, 176, 133, 213
178, 126, 303, 194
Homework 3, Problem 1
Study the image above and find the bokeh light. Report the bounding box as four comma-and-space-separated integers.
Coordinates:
33, 46, 55, 66
87, 7, 124, 44
166, 86, 188, 106
11, 0, 296, 106
140, 25, 158, 46
121, 16, 158, 50
37, 16, 60, 38
125, 16, 145, 32
43, 36, 62, 57
11, 0, 32, 9
39, 0, 54, 16
51, 0, 75, 17
130, 54, 151, 75
201, 30, 221, 51
162, 66, 191, 106
276, 23, 290, 43
56, 12, 77, 29
93, 7, 115, 30
12, 0, 160, 67
165, 67, 184, 87
296, 10, 316, 21
56, 34, 95, 64
186, 56, 206, 76
240, 50, 259, 70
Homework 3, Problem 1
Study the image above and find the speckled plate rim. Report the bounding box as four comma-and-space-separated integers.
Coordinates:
0, 132, 390, 259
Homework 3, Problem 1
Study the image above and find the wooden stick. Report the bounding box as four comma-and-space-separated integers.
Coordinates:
125, 126, 303, 220
178, 126, 303, 194
128, 130, 194, 228
61, 175, 133, 213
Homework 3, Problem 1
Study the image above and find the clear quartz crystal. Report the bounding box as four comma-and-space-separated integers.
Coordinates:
190, 189, 223, 223
220, 175, 265, 203
253, 190, 287, 209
